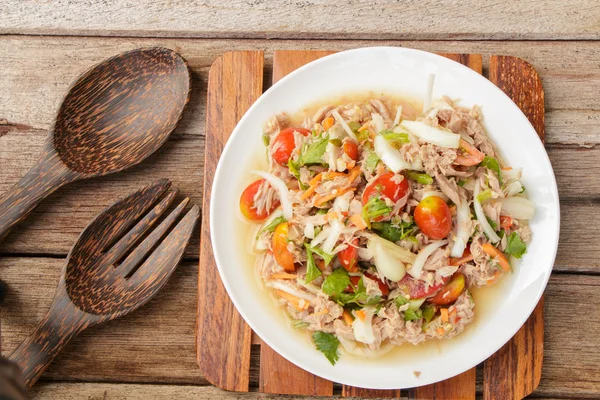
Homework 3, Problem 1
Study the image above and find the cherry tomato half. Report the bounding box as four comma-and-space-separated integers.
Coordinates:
346, 272, 389, 296
273, 222, 295, 272
239, 179, 280, 221
398, 275, 450, 299
271, 127, 311, 165
338, 238, 359, 272
414, 196, 452, 239
342, 140, 359, 161
362, 172, 409, 204
430, 273, 465, 305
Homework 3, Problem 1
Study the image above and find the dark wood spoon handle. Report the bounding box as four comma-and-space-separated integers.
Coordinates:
8, 286, 95, 389
0, 138, 78, 242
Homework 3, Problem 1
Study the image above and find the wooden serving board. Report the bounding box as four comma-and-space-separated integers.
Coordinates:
197, 50, 544, 399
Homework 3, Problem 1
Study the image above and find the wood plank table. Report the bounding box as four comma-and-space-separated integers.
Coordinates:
1, 1, 600, 398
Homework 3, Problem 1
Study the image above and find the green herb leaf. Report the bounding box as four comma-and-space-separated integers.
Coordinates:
395, 295, 409, 308
322, 268, 351, 297
292, 320, 310, 329
422, 304, 435, 323
477, 189, 493, 203
298, 134, 329, 166
506, 232, 527, 259
486, 216, 498, 231
365, 150, 380, 171
362, 197, 392, 227
347, 120, 361, 133
256, 216, 287, 239
304, 243, 322, 283
457, 179, 467, 187
371, 219, 416, 242
480, 156, 502, 184
287, 159, 308, 190
405, 170, 433, 185
312, 331, 340, 365
379, 129, 410, 143
403, 308, 423, 321
310, 246, 335, 266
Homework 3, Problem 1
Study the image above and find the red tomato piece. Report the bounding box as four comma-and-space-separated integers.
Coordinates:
398, 274, 450, 299
239, 179, 280, 221
362, 172, 409, 204
345, 273, 389, 296
338, 238, 359, 272
272, 222, 295, 272
414, 196, 452, 239
342, 140, 359, 161
271, 127, 311, 165
430, 273, 466, 305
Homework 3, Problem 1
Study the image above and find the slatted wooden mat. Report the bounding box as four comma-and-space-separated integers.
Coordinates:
197, 50, 544, 399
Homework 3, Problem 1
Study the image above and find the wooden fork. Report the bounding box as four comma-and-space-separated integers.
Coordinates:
8, 179, 199, 389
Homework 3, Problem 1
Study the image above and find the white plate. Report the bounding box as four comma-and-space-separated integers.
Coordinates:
210, 47, 560, 389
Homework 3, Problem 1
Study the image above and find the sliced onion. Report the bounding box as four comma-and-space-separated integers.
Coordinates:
322, 218, 343, 253
474, 180, 501, 243
352, 308, 376, 345
332, 109, 358, 142
422, 190, 449, 202
311, 226, 330, 247
267, 281, 316, 302
500, 196, 535, 220
304, 222, 315, 239
393, 105, 403, 127
409, 240, 448, 278
367, 235, 416, 282
371, 113, 385, 133
358, 247, 373, 261
374, 135, 413, 173
450, 197, 471, 258
251, 170, 293, 220
502, 168, 522, 182
504, 180, 524, 197
423, 74, 435, 113
400, 120, 461, 148
332, 191, 351, 213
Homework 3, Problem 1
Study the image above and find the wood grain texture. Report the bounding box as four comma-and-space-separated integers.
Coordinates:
1, 259, 598, 397
196, 51, 264, 391
8, 180, 198, 388
2, 0, 600, 40
483, 56, 545, 400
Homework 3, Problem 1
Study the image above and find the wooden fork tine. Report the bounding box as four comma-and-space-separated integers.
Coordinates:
103, 188, 179, 265
126, 205, 199, 293
118, 197, 190, 277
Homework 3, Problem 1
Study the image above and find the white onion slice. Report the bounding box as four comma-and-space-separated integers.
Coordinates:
500, 196, 535, 220
311, 227, 330, 247
374, 135, 413, 173
504, 180, 524, 197
502, 168, 522, 182
332, 109, 358, 142
367, 235, 416, 282
322, 218, 343, 253
393, 105, 403, 127
409, 240, 448, 278
450, 197, 471, 258
352, 308, 375, 345
474, 180, 501, 243
423, 74, 435, 113
371, 113, 385, 133
400, 120, 461, 148
267, 281, 316, 302
304, 222, 315, 239
421, 190, 449, 202
251, 170, 293, 220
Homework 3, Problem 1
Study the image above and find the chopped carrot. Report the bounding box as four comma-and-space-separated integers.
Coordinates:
349, 214, 367, 230
450, 249, 474, 266
347, 165, 362, 183
436, 328, 446, 335
270, 272, 298, 280
322, 116, 335, 131
449, 308, 457, 318
440, 308, 449, 323
346, 160, 356, 170
314, 187, 356, 206
501, 167, 513, 171
275, 290, 309, 311
301, 173, 324, 200
325, 171, 348, 179
311, 308, 330, 317
309, 173, 323, 187
316, 259, 325, 270
482, 243, 511, 272
355, 310, 366, 322
342, 310, 354, 326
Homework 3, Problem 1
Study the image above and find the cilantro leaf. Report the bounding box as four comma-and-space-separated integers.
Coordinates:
480, 156, 502, 184
362, 197, 392, 227
287, 159, 308, 190
322, 268, 351, 297
371, 219, 416, 242
298, 134, 329, 166
403, 308, 423, 321
310, 246, 335, 266
379, 129, 410, 143
506, 232, 527, 259
335, 277, 382, 307
365, 150, 380, 171
422, 304, 435, 323
312, 331, 340, 365
405, 170, 433, 185
256, 216, 287, 239
457, 179, 466, 187
304, 243, 322, 283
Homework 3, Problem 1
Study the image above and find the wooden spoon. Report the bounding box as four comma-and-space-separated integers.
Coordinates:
8, 179, 199, 388
0, 48, 191, 241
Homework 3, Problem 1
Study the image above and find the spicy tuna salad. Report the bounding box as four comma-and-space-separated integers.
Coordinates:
239, 93, 535, 365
